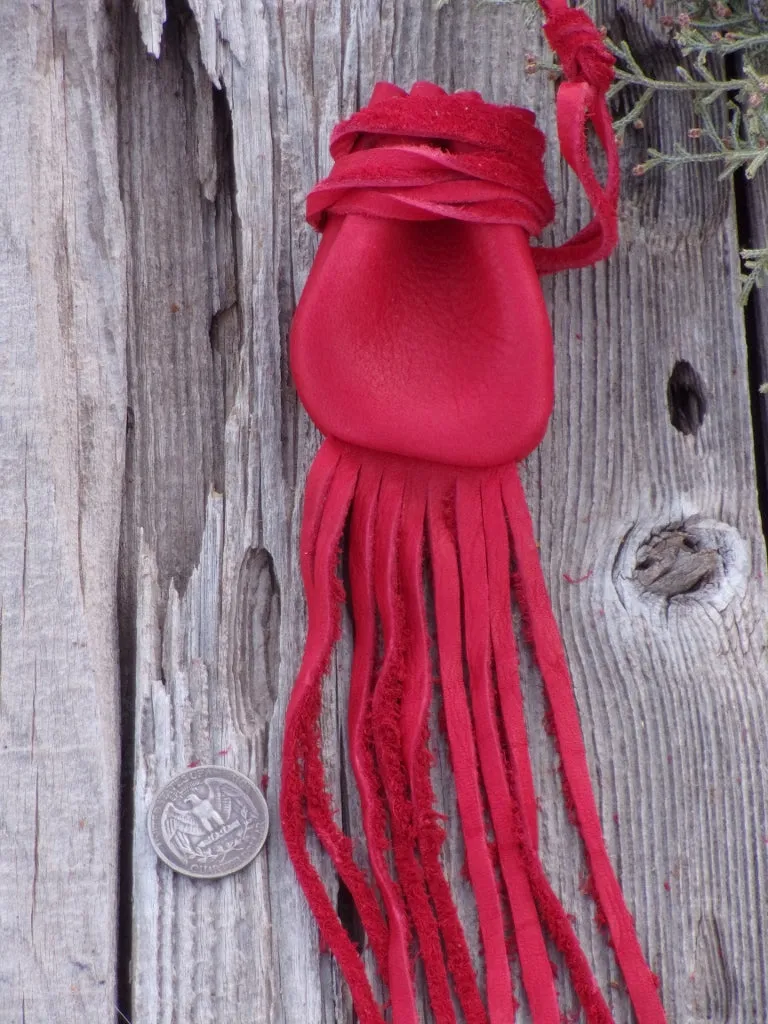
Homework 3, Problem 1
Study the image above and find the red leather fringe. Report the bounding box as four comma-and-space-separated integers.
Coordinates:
280, 440, 667, 1024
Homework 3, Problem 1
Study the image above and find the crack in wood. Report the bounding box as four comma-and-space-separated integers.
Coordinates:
735, 155, 768, 551
119, 0, 237, 609
30, 771, 39, 943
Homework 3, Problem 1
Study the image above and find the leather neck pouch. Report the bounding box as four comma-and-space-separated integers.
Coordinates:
280, 5, 668, 1022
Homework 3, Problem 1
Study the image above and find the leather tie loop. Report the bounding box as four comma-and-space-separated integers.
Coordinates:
531, 81, 620, 274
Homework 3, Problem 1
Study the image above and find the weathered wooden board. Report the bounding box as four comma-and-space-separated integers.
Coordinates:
2, 0, 767, 1020
0, 1, 125, 1021
120, 0, 768, 1020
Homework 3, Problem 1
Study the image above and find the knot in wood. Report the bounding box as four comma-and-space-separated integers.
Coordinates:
634, 528, 720, 598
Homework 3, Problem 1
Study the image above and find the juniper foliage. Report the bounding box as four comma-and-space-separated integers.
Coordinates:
510, 0, 768, 300
610, 0, 768, 301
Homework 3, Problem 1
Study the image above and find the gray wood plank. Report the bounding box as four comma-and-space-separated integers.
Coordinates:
0, 1, 126, 1021
522, 10, 768, 1019
118, 8, 288, 1023
125, 0, 768, 1021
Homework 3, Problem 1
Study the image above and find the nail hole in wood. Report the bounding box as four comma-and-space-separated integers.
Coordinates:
667, 360, 707, 436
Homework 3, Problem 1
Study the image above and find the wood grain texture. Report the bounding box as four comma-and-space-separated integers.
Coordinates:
119, 0, 768, 1021
0, 1, 126, 1021
120, 0, 768, 1021
3, 0, 766, 1020
526, 12, 768, 1020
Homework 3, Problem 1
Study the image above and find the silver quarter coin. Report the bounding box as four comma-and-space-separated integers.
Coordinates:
148, 766, 269, 879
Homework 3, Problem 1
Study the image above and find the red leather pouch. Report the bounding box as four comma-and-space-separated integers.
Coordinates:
281, 7, 667, 1024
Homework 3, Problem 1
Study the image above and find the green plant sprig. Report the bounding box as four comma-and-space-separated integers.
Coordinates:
607, 40, 754, 136
604, 1, 768, 302
633, 95, 768, 181
508, 0, 768, 304
741, 247, 768, 302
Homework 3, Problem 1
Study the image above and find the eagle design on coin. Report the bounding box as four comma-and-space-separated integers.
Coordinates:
149, 766, 269, 879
